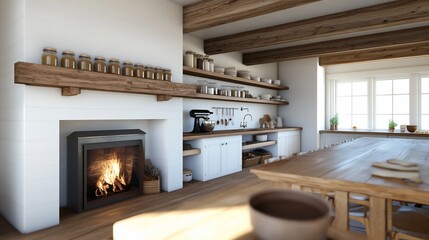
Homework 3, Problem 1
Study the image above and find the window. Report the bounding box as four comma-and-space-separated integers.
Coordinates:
422, 77, 429, 130
374, 78, 409, 129
335, 80, 368, 129
328, 71, 429, 131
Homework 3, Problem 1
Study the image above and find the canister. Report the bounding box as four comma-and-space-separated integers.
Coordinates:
42, 47, 58, 66
122, 61, 133, 76
184, 50, 194, 68
77, 54, 92, 71
60, 51, 75, 69
108, 58, 121, 75
133, 63, 144, 78
93, 56, 107, 73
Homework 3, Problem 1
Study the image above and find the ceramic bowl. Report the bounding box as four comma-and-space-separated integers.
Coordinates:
260, 94, 272, 100
214, 67, 225, 74
261, 78, 272, 84
273, 79, 281, 85
255, 134, 267, 142
249, 189, 331, 240
406, 125, 417, 133
251, 76, 260, 81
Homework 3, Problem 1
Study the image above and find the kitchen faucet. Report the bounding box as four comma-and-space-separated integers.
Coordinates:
240, 114, 253, 128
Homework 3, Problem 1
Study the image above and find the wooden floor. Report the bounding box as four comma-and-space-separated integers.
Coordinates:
0, 168, 278, 240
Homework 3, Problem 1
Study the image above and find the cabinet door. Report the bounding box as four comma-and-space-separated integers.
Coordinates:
222, 136, 242, 175
203, 139, 223, 181
278, 131, 301, 158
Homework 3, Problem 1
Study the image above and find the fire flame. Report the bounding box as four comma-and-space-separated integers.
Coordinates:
95, 153, 126, 197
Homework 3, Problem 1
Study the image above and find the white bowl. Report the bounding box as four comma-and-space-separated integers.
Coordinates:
250, 189, 331, 240
255, 134, 267, 142
273, 80, 281, 85
251, 76, 260, 81
261, 78, 272, 84
214, 67, 225, 73
260, 94, 272, 100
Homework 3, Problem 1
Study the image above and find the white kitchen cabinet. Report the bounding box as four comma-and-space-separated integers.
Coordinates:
266, 130, 301, 158
184, 135, 242, 181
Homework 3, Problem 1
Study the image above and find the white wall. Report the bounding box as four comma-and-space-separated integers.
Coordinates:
0, 0, 184, 233
0, 0, 26, 233
183, 34, 279, 131
278, 58, 325, 152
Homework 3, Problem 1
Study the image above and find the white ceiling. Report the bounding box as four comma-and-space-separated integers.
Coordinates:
172, 0, 429, 53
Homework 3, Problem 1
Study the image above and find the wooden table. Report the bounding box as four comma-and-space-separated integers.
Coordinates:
251, 137, 429, 240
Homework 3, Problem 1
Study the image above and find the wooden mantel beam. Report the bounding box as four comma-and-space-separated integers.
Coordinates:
183, 0, 319, 33
243, 26, 429, 65
204, 0, 429, 55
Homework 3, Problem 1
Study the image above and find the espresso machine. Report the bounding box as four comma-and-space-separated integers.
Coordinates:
189, 109, 215, 133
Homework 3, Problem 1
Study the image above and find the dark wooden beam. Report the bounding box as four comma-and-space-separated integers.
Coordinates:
243, 26, 429, 65
205, 0, 429, 54
183, 0, 319, 33
319, 42, 429, 65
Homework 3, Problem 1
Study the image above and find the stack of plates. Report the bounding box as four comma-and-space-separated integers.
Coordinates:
238, 70, 251, 79
225, 67, 237, 76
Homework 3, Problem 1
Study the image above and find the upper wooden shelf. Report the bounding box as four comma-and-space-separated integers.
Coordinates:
183, 66, 289, 90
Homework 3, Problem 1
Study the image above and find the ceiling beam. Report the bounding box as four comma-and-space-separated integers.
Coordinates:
242, 26, 429, 65
183, 0, 320, 33
204, 0, 429, 55
319, 42, 429, 65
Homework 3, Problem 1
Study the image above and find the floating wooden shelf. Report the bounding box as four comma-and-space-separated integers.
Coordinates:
242, 140, 277, 150
15, 62, 289, 105
14, 62, 196, 100
183, 148, 201, 157
186, 93, 289, 105
183, 66, 289, 90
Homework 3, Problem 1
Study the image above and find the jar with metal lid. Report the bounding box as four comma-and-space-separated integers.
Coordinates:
144, 66, 154, 79
60, 51, 75, 69
209, 58, 214, 72
203, 55, 210, 71
154, 68, 163, 80
122, 61, 133, 76
108, 58, 121, 75
93, 56, 107, 73
196, 54, 204, 70
133, 63, 144, 78
77, 54, 92, 71
163, 69, 172, 81
184, 50, 194, 68
42, 47, 58, 66
197, 80, 208, 94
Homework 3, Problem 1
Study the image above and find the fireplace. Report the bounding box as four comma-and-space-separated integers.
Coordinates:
67, 129, 146, 212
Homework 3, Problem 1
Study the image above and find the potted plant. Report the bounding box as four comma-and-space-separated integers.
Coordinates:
329, 114, 339, 130
143, 159, 161, 194
388, 119, 397, 132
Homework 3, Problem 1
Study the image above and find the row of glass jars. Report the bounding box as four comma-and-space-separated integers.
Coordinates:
41, 47, 172, 81
196, 80, 250, 98
184, 50, 214, 72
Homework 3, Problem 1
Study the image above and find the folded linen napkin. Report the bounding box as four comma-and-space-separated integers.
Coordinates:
371, 159, 421, 183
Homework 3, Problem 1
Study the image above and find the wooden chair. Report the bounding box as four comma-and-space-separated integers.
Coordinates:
387, 200, 429, 240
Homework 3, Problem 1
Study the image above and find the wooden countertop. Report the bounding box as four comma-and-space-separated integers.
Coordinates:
320, 129, 429, 138
183, 127, 302, 141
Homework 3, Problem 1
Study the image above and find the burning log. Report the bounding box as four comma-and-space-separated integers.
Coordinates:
94, 154, 127, 197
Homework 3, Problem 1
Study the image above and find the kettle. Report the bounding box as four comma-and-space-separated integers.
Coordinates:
275, 116, 283, 128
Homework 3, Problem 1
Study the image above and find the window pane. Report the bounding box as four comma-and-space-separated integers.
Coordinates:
352, 115, 368, 129
337, 96, 351, 114
352, 81, 367, 96
376, 80, 392, 95
422, 94, 429, 114
337, 82, 351, 96
353, 96, 367, 114
422, 78, 429, 94
393, 79, 409, 94
338, 114, 351, 129
421, 115, 429, 130
392, 95, 409, 114
376, 96, 392, 114
375, 115, 391, 129
393, 115, 409, 126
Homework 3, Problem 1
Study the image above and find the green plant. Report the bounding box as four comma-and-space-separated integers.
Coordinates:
330, 114, 339, 126
388, 119, 398, 129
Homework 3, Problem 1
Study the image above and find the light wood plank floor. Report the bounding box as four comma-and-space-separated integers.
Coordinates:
0, 168, 277, 240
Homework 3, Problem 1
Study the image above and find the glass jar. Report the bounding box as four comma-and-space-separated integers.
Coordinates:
163, 69, 172, 81
133, 63, 144, 78
122, 61, 133, 76
144, 66, 154, 79
154, 68, 163, 80
42, 47, 58, 66
197, 80, 208, 94
77, 54, 92, 71
196, 54, 204, 70
203, 55, 210, 71
184, 50, 194, 68
207, 82, 217, 95
60, 50, 75, 69
93, 56, 107, 73
209, 58, 214, 72
108, 58, 121, 75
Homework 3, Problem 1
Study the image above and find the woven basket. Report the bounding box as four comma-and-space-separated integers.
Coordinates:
143, 175, 160, 194
242, 153, 261, 168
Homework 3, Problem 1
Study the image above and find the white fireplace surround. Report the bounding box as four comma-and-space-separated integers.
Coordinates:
0, 0, 184, 233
